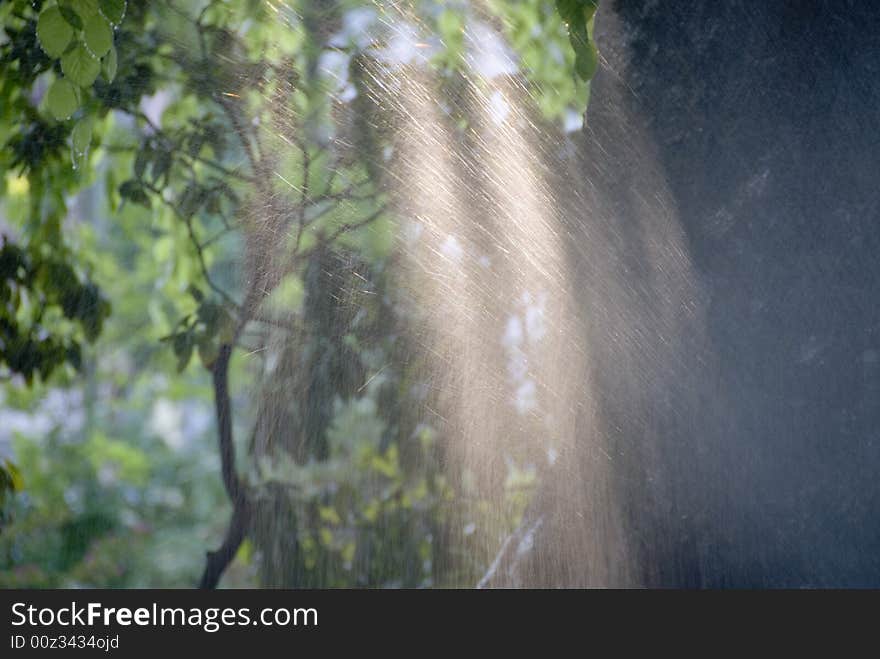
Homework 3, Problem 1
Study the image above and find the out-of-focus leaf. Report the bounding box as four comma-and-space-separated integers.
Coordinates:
71, 116, 93, 168
178, 183, 205, 218
172, 331, 194, 372
61, 42, 101, 87
62, 0, 99, 22
4, 461, 24, 492
72, 117, 93, 153
102, 44, 118, 82
118, 180, 151, 208
84, 13, 113, 58
133, 144, 150, 180
36, 6, 74, 58
58, 5, 84, 30
98, 0, 126, 26
150, 149, 172, 185
556, 0, 600, 82
47, 78, 79, 120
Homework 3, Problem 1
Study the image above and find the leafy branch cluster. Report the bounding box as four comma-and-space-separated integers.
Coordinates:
0, 238, 110, 384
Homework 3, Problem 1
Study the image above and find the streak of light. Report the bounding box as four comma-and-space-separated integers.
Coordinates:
357, 364, 390, 393
274, 171, 302, 192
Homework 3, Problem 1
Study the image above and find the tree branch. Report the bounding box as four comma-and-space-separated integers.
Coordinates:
194, 92, 268, 586
211, 344, 243, 503
199, 343, 248, 588
199, 494, 249, 588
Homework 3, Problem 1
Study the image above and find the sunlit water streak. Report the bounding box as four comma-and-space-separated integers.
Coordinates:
364, 5, 625, 585
251, 1, 707, 586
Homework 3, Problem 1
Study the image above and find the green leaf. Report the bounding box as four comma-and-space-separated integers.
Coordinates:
71, 117, 93, 168
36, 6, 74, 58
98, 0, 126, 26
61, 42, 101, 87
72, 117, 92, 152
47, 78, 79, 120
4, 460, 24, 492
172, 331, 194, 372
197, 301, 222, 332
118, 180, 151, 208
150, 149, 172, 185
84, 13, 113, 57
133, 145, 150, 179
58, 5, 84, 30
62, 0, 99, 22
102, 44, 117, 82
556, 0, 600, 83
